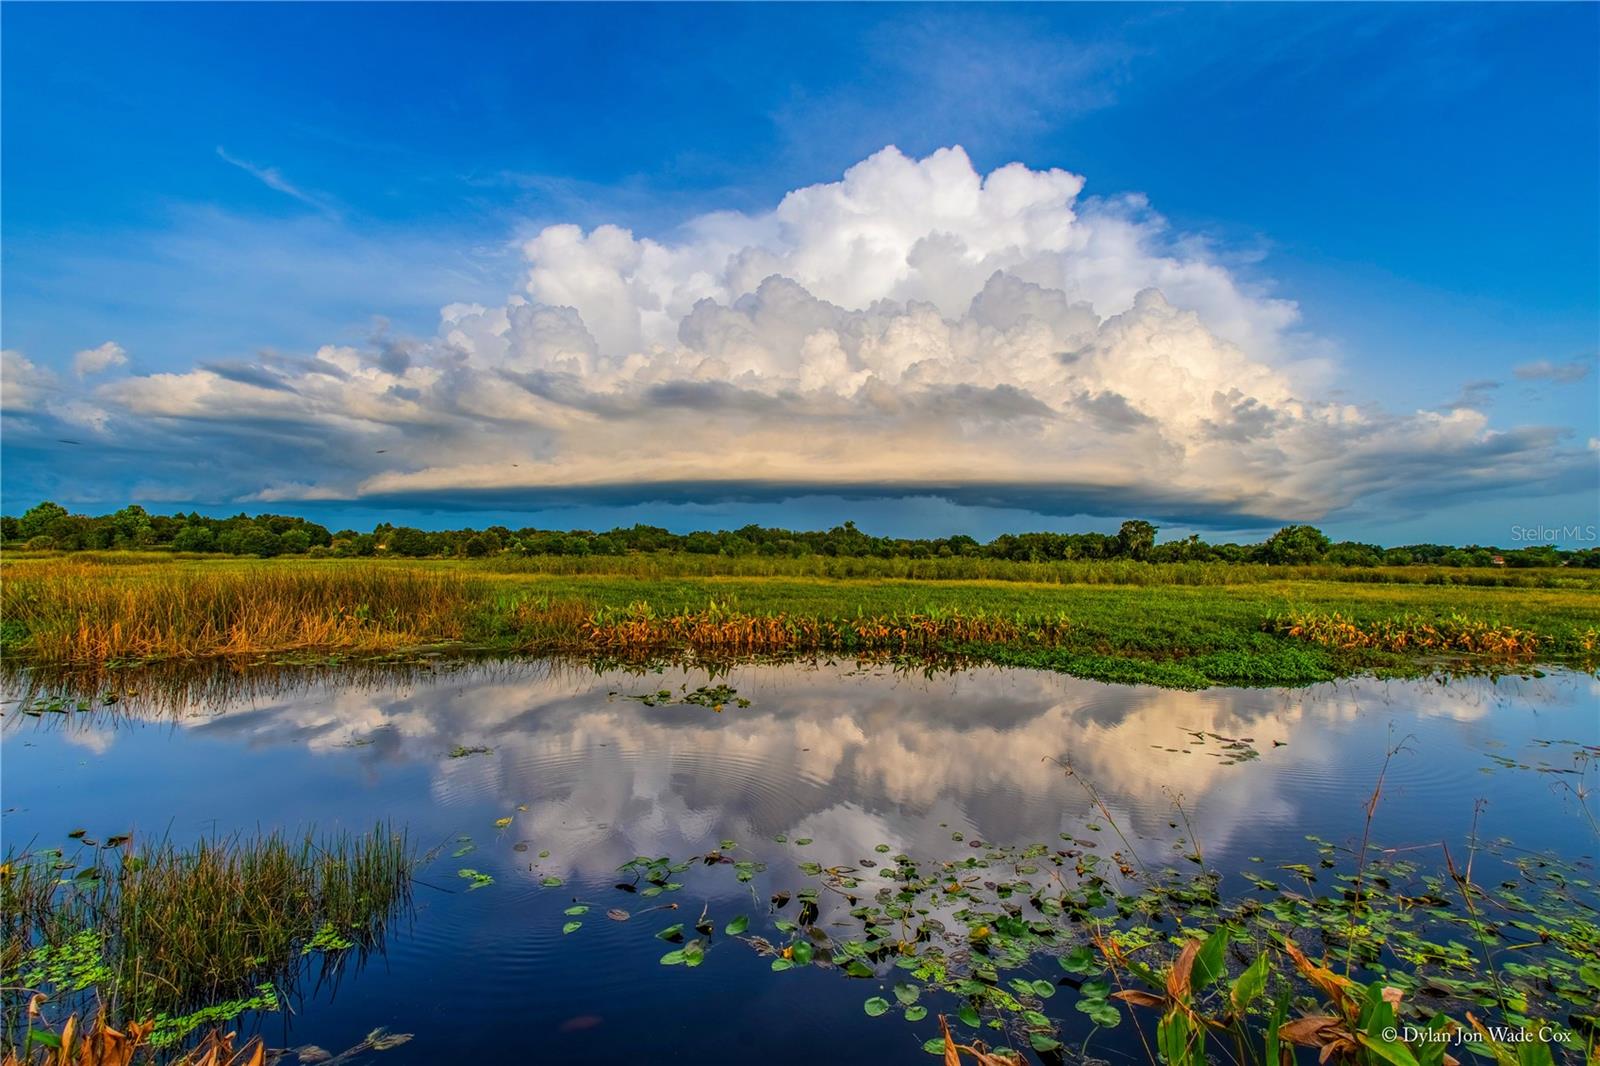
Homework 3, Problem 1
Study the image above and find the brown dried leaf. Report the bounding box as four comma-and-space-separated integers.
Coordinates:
1278, 1015, 1342, 1047
940, 1015, 962, 1066
1167, 939, 1200, 1002
1283, 939, 1358, 1014
1112, 989, 1167, 1009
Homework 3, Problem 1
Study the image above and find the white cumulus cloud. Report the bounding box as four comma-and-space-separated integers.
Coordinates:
5, 146, 1592, 522
72, 341, 128, 378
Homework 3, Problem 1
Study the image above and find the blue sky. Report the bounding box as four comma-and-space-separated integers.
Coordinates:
3, 3, 1596, 545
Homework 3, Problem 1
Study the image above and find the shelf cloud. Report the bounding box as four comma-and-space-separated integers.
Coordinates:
5, 146, 1592, 522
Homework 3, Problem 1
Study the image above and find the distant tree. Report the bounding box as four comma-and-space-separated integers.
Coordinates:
1259, 525, 1331, 565
387, 527, 430, 556
1116, 520, 1157, 560
946, 534, 980, 557
18, 501, 68, 540
462, 535, 491, 558
1504, 546, 1562, 568
279, 529, 312, 554
1326, 541, 1382, 567
171, 525, 217, 552
110, 505, 154, 548
237, 526, 280, 557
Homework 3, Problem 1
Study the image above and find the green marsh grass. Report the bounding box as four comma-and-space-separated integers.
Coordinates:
1, 827, 411, 1047
3, 555, 1596, 686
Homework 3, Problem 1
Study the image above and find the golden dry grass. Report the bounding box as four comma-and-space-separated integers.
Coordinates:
1268, 609, 1550, 657
2, 562, 481, 662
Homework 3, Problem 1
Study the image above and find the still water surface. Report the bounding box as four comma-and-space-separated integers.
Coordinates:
3, 661, 1596, 1062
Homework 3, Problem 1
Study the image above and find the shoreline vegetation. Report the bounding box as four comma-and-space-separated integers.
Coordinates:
1, 827, 411, 1056
1, 554, 1596, 687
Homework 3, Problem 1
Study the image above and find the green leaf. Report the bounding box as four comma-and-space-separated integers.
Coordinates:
1031, 979, 1056, 998
1090, 1004, 1122, 1028
562, 921, 582, 935
1029, 1033, 1064, 1052
923, 1039, 947, 1055
771, 958, 794, 971
540, 876, 563, 888
1059, 945, 1098, 974
563, 905, 589, 916
1193, 927, 1230, 988
659, 950, 686, 965
1231, 952, 1270, 1012
791, 940, 814, 965
1356, 1033, 1423, 1066
864, 996, 891, 1017
958, 1003, 981, 1028
904, 1005, 928, 1022
724, 915, 749, 936
655, 923, 684, 941
894, 982, 920, 1005
1515, 1037, 1556, 1066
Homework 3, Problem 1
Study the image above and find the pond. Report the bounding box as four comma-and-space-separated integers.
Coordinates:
3, 660, 1596, 1063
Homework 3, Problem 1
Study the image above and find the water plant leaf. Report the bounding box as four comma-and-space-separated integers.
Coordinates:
493, 817, 513, 829
607, 908, 631, 921
564, 905, 588, 916
562, 921, 582, 935
864, 996, 890, 1017
457, 868, 493, 890
1231, 951, 1270, 1012
904, 1005, 928, 1022
1059, 945, 1097, 974
725, 915, 749, 935
1193, 926, 1230, 988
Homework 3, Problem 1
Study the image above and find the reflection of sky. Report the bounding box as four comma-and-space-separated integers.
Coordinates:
4, 663, 1596, 1065
4, 663, 1595, 887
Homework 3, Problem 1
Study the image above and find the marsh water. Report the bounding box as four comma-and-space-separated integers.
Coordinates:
3, 660, 1596, 1062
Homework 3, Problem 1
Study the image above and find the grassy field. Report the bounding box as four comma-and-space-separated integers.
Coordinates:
2, 553, 1597, 687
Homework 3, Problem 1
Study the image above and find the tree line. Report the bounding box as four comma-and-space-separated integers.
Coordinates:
3, 501, 1595, 568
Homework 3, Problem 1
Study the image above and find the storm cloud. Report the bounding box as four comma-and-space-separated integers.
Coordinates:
3, 146, 1592, 524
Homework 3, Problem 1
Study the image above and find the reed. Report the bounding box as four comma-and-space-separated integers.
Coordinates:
1, 563, 482, 663
2, 827, 411, 1047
